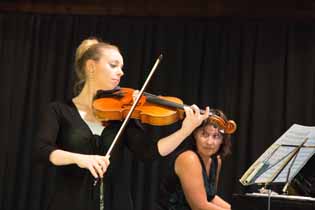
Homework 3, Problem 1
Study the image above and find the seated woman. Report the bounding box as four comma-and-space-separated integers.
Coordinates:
156, 109, 233, 210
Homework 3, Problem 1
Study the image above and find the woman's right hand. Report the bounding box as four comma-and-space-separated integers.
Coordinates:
75, 154, 110, 178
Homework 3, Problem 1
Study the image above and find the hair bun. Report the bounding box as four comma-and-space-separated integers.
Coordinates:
75, 39, 99, 62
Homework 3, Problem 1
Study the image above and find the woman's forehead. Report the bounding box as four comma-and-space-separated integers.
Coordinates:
101, 48, 123, 63
203, 124, 220, 133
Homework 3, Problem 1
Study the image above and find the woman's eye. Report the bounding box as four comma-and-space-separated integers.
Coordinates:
109, 64, 117, 68
214, 134, 223, 139
202, 132, 209, 138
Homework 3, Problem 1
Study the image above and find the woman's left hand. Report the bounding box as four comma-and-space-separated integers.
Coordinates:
181, 105, 209, 134
132, 90, 139, 102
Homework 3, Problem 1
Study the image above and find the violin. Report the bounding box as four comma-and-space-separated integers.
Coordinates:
92, 55, 236, 186
92, 87, 237, 134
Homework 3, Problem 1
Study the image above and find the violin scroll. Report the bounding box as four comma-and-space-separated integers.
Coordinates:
208, 114, 237, 134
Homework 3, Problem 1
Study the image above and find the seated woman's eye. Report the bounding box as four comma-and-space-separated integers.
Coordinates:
202, 132, 210, 138
213, 134, 223, 139
109, 63, 117, 68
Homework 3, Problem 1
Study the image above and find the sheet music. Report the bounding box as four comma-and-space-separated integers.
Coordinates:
275, 124, 315, 146
254, 147, 315, 183
240, 124, 315, 186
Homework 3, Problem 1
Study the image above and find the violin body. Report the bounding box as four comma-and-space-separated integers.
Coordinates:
93, 88, 185, 126
92, 87, 237, 134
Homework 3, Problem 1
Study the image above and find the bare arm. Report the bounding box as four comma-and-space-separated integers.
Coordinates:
132, 90, 208, 156
157, 105, 209, 156
175, 151, 230, 210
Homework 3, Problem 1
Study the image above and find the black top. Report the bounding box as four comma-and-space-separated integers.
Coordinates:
34, 101, 161, 210
156, 150, 218, 210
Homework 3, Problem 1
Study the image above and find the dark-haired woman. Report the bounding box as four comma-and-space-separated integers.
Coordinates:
157, 109, 233, 210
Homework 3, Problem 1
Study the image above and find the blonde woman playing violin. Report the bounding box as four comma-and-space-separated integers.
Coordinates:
34, 37, 209, 210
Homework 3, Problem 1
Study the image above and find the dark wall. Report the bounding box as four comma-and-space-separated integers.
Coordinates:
1, 0, 315, 17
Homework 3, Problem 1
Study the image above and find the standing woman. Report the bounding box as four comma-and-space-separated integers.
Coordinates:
34, 38, 210, 210
157, 109, 233, 210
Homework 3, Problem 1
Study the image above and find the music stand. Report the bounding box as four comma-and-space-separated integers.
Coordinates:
239, 124, 315, 193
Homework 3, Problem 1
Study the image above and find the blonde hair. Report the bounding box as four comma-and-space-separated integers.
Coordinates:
73, 38, 120, 95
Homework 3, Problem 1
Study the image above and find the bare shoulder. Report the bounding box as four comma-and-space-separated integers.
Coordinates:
175, 150, 201, 175
176, 150, 199, 164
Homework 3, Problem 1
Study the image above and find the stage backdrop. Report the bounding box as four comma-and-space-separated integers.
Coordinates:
0, 12, 315, 210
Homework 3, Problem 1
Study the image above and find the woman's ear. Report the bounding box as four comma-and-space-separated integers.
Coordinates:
85, 59, 96, 75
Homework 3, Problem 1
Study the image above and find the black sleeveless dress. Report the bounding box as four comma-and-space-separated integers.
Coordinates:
156, 150, 218, 210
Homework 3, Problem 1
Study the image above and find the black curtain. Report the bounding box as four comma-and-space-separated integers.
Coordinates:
1, 12, 315, 210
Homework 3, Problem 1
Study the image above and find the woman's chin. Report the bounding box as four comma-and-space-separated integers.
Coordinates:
199, 150, 215, 158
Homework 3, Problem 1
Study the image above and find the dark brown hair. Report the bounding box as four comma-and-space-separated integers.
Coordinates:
192, 109, 232, 158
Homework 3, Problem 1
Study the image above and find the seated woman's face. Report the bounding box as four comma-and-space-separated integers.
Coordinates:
195, 124, 223, 157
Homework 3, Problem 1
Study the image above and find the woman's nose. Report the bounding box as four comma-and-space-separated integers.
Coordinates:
117, 68, 124, 76
206, 137, 215, 145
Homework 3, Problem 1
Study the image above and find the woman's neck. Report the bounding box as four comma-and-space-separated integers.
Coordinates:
73, 83, 99, 123
201, 155, 211, 166
74, 87, 93, 108
74, 80, 99, 108
198, 152, 212, 175
73, 85, 101, 123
